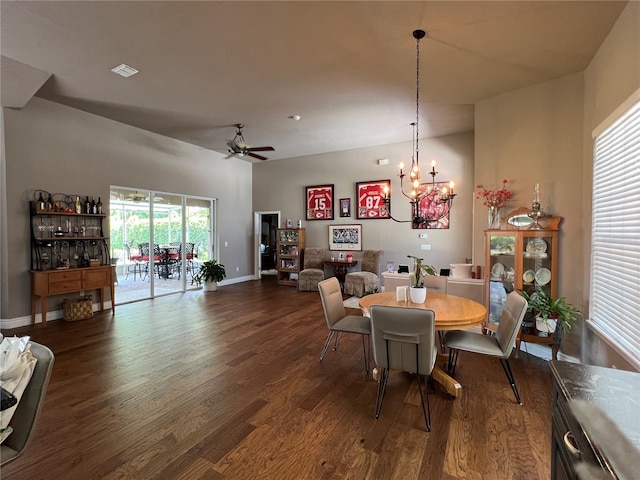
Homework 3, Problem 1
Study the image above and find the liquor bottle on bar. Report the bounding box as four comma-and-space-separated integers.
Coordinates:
75, 196, 82, 214
96, 197, 103, 214
91, 197, 97, 214
38, 192, 46, 211
46, 194, 54, 212
85, 196, 92, 214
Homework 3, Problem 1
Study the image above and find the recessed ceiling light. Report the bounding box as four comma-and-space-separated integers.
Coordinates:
289, 115, 301, 121
111, 64, 139, 78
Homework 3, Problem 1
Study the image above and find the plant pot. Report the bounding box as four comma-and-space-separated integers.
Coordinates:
409, 286, 427, 304
202, 280, 218, 292
535, 317, 557, 336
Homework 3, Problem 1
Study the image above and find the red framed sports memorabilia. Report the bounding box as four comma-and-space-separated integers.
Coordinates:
305, 184, 334, 220
356, 180, 390, 220
413, 181, 450, 229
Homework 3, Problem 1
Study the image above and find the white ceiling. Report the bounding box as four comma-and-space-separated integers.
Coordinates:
0, 1, 627, 161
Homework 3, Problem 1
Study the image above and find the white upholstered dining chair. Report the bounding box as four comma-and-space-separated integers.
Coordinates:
444, 291, 527, 404
370, 305, 437, 431
318, 277, 371, 373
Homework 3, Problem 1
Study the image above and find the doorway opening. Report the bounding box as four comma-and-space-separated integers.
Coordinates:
255, 211, 280, 278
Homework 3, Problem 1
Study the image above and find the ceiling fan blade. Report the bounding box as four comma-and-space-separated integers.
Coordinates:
247, 146, 275, 152
248, 152, 268, 161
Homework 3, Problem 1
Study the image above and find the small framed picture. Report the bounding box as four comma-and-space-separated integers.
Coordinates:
339, 198, 351, 217
306, 184, 334, 221
356, 180, 390, 220
328, 224, 362, 251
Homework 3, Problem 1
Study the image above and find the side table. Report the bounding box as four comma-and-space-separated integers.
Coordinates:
324, 260, 358, 287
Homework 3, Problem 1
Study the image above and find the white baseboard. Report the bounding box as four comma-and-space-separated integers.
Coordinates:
0, 301, 114, 330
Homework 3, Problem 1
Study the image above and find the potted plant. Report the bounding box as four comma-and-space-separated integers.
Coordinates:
192, 259, 226, 292
519, 288, 579, 336
407, 255, 437, 303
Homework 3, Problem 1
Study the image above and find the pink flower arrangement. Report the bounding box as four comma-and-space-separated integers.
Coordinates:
476, 179, 512, 208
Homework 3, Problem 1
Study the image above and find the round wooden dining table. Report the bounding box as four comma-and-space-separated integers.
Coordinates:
359, 291, 487, 397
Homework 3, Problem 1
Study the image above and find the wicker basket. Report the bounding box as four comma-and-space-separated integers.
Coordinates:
62, 295, 94, 321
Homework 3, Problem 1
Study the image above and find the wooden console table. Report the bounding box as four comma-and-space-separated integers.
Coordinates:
324, 260, 358, 286
31, 266, 115, 324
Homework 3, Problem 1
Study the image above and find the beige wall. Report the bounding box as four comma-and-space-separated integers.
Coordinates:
474, 73, 585, 306
1, 97, 254, 323
253, 132, 475, 276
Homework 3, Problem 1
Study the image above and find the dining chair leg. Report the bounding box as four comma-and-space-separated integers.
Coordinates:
142, 263, 149, 281
361, 334, 370, 374
428, 373, 436, 393
374, 367, 389, 420
414, 344, 431, 431
447, 349, 459, 376
499, 358, 522, 405
332, 332, 343, 351
437, 331, 446, 354
415, 374, 431, 432
320, 331, 336, 361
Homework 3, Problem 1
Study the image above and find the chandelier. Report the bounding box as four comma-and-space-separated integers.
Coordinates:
383, 29, 456, 228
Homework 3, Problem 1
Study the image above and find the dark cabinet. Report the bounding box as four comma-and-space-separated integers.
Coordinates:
550, 361, 640, 479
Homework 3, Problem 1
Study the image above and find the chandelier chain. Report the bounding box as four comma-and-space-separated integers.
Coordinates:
415, 34, 420, 169
383, 29, 456, 228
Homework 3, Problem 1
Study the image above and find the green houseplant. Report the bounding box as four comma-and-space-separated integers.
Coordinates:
193, 259, 226, 291
407, 255, 436, 303
519, 288, 579, 334
407, 255, 437, 288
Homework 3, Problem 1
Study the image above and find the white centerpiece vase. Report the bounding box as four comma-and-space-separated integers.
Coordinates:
409, 286, 427, 304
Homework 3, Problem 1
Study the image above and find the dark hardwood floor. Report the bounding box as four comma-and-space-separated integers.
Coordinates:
2, 276, 552, 479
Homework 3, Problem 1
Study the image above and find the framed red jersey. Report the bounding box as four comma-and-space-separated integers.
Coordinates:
356, 180, 390, 220
305, 184, 334, 220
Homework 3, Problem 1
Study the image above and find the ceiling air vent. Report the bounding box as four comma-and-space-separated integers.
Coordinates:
110, 63, 139, 78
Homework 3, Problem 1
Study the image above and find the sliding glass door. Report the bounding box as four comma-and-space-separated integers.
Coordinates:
152, 192, 183, 297
110, 187, 215, 304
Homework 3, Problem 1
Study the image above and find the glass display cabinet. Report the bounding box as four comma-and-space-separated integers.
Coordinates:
483, 208, 562, 357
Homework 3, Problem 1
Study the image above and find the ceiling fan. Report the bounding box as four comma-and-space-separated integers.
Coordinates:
226, 124, 274, 161
126, 191, 146, 202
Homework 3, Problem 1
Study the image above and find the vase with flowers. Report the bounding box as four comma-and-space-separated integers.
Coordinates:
476, 179, 513, 229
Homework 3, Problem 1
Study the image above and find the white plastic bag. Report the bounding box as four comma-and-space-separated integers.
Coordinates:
0, 336, 30, 377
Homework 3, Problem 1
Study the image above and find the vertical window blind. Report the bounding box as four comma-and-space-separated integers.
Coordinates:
590, 98, 640, 369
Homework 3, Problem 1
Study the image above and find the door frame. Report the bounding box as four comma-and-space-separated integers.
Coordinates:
254, 211, 281, 279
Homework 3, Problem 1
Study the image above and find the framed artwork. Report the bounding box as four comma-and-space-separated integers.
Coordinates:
328, 224, 362, 251
339, 198, 351, 217
305, 184, 334, 221
356, 180, 390, 220
413, 181, 450, 229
